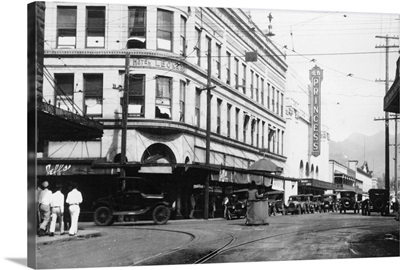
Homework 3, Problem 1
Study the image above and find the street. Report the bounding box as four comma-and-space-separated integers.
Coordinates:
36, 212, 399, 269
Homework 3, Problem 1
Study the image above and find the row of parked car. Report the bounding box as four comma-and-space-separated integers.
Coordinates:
225, 188, 395, 219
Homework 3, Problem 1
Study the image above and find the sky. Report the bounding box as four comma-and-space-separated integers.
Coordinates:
0, 1, 399, 270
245, 7, 399, 142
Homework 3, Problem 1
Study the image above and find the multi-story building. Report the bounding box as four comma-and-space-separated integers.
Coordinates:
38, 3, 288, 218
284, 67, 332, 199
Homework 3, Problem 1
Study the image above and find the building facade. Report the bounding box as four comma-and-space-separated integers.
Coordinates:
284, 67, 332, 198
39, 3, 289, 218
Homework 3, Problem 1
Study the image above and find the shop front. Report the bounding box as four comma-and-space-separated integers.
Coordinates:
298, 178, 337, 195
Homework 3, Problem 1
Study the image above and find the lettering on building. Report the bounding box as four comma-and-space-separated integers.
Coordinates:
309, 66, 323, 157
130, 58, 186, 72
46, 164, 71, 175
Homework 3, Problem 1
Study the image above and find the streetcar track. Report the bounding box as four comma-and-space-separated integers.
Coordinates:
193, 223, 396, 263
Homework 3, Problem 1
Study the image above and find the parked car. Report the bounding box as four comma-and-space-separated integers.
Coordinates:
92, 177, 175, 226
226, 189, 248, 219
264, 191, 286, 216
301, 194, 315, 213
287, 195, 305, 215
322, 194, 338, 212
366, 189, 390, 216
312, 195, 323, 213
338, 190, 360, 214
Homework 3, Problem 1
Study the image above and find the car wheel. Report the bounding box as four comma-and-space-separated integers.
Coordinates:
152, 205, 171, 225
94, 206, 114, 226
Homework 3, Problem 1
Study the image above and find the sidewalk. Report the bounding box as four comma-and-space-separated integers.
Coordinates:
36, 227, 101, 246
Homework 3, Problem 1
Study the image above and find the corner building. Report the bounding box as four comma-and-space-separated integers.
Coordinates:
40, 3, 288, 218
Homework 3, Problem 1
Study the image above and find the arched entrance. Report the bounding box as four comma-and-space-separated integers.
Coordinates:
141, 143, 176, 164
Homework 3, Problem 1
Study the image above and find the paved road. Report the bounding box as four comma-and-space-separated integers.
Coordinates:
36, 212, 399, 269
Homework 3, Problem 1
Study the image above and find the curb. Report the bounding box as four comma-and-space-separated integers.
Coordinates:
36, 231, 102, 246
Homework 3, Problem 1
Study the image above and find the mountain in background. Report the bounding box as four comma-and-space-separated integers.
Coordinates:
329, 131, 398, 178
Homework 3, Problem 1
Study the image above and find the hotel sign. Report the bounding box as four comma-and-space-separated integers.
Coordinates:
310, 66, 323, 157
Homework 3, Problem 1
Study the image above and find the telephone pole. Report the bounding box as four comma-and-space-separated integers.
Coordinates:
120, 52, 130, 179
204, 38, 212, 220
375, 35, 399, 190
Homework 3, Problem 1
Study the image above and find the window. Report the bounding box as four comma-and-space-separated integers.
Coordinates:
195, 88, 201, 127
234, 58, 239, 89
235, 108, 239, 140
84, 74, 103, 116
179, 80, 186, 122
256, 120, 260, 148
276, 90, 280, 115
261, 78, 264, 105
267, 83, 270, 109
128, 74, 145, 117
86, 7, 105, 48
242, 64, 246, 94
155, 77, 172, 119
227, 104, 231, 138
217, 99, 222, 134
157, 9, 173, 51
195, 28, 201, 66
255, 74, 259, 102
54, 73, 74, 112
226, 52, 231, 85
127, 7, 146, 49
281, 93, 284, 117
262, 121, 265, 148
250, 70, 254, 99
57, 6, 77, 48
180, 16, 187, 56
251, 119, 255, 146
281, 131, 284, 155
271, 86, 275, 112
277, 129, 280, 154
243, 114, 250, 143
216, 44, 221, 79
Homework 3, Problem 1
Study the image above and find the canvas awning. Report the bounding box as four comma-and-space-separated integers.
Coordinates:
248, 158, 283, 174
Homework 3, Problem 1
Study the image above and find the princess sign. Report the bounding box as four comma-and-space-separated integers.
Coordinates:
310, 65, 323, 157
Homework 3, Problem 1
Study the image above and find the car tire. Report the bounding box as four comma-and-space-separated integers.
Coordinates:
152, 205, 171, 225
94, 206, 114, 226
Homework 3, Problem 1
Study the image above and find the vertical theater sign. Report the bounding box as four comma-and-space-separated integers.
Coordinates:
310, 65, 323, 157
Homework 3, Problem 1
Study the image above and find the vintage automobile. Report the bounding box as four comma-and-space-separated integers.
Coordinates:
338, 190, 360, 214
92, 177, 175, 226
322, 193, 338, 212
226, 189, 248, 219
312, 195, 323, 213
366, 189, 390, 216
300, 194, 315, 213
360, 193, 370, 216
264, 191, 286, 216
287, 195, 305, 215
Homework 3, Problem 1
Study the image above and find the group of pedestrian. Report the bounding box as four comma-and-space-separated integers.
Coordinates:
37, 180, 83, 237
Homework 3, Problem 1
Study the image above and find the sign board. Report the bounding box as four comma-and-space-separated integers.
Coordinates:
309, 66, 323, 157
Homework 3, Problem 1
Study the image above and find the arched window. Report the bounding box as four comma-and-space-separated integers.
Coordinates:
305, 162, 310, 177
311, 164, 314, 178
299, 160, 304, 178
141, 143, 176, 164
316, 166, 319, 179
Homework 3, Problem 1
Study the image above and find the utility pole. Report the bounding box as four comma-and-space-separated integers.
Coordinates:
204, 38, 212, 220
395, 114, 398, 199
375, 35, 399, 190
120, 52, 130, 181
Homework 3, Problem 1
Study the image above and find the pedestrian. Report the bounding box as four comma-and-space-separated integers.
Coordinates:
36, 181, 43, 230
247, 181, 263, 201
222, 195, 229, 219
66, 182, 83, 236
209, 195, 216, 218
49, 183, 65, 236
38, 181, 52, 236
189, 193, 196, 219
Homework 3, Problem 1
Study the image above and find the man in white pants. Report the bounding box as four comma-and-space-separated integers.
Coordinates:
49, 183, 65, 236
66, 182, 83, 236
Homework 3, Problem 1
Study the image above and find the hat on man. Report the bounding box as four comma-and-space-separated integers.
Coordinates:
42, 181, 49, 188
